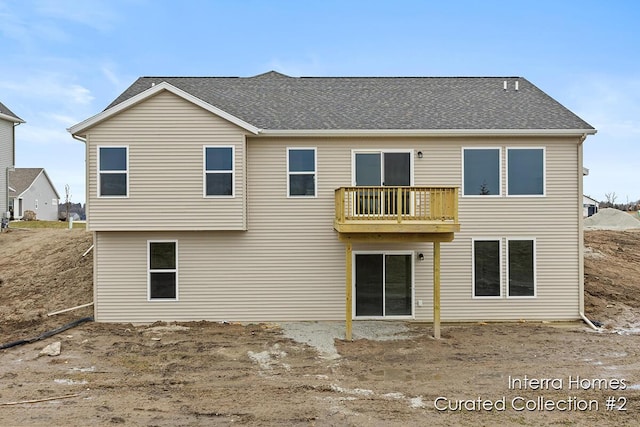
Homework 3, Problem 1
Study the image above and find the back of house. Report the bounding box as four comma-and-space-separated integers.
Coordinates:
69, 72, 595, 324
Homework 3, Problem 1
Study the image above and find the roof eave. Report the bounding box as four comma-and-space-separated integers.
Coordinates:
68, 81, 261, 137
257, 128, 597, 137
0, 112, 25, 123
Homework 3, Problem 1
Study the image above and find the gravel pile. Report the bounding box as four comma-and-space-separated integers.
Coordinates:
584, 208, 640, 230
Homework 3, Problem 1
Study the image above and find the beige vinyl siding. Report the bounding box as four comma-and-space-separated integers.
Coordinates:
0, 119, 14, 213
86, 90, 247, 231
94, 136, 582, 323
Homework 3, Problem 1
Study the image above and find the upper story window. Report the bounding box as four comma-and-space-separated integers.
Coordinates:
99, 146, 128, 197
463, 148, 500, 196
287, 148, 316, 197
507, 148, 545, 196
204, 146, 234, 197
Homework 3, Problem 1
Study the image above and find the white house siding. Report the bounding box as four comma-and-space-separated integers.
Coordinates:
93, 135, 582, 323
0, 119, 14, 214
85, 90, 247, 231
15, 171, 59, 221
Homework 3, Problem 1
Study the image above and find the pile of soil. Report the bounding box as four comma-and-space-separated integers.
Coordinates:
0, 228, 93, 341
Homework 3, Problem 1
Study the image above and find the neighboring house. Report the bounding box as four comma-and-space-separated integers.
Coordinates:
69, 72, 596, 332
8, 168, 60, 221
0, 101, 24, 216
583, 195, 599, 218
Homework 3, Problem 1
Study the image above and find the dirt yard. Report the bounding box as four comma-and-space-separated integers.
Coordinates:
0, 228, 639, 426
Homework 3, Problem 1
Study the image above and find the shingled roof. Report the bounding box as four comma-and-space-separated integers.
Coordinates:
8, 168, 60, 199
104, 71, 594, 131
0, 101, 24, 123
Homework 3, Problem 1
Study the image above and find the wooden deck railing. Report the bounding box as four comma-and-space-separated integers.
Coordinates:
335, 186, 459, 224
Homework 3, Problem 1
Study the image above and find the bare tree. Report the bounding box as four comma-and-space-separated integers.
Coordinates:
65, 184, 71, 222
604, 192, 617, 207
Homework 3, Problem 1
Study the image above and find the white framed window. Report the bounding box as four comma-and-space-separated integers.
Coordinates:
472, 238, 502, 298
148, 240, 178, 300
287, 147, 317, 197
52, 198, 58, 206
204, 146, 234, 197
353, 251, 414, 318
507, 148, 545, 196
98, 146, 128, 197
462, 147, 501, 196
507, 238, 536, 297
34, 199, 39, 210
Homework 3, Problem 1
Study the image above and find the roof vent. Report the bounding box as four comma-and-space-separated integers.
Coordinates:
151, 82, 155, 87
515, 80, 519, 91
503, 81, 507, 91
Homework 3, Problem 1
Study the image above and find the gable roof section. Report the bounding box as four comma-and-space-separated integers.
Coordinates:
0, 101, 24, 123
70, 72, 596, 136
8, 168, 60, 199
68, 82, 261, 136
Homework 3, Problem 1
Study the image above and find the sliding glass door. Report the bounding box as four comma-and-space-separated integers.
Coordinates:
355, 253, 413, 317
354, 151, 411, 216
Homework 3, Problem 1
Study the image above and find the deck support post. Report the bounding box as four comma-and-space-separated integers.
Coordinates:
433, 241, 441, 339
345, 242, 353, 341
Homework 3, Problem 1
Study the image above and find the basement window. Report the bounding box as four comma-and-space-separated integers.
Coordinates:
148, 241, 178, 300
472, 239, 502, 297
507, 239, 536, 297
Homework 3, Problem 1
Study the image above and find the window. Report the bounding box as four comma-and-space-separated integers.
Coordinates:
204, 146, 234, 197
287, 148, 316, 197
148, 241, 177, 300
508, 239, 535, 297
507, 148, 544, 196
99, 146, 128, 197
34, 199, 39, 210
473, 239, 501, 297
463, 148, 500, 196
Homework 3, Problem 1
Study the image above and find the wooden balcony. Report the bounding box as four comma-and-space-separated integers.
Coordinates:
334, 186, 460, 240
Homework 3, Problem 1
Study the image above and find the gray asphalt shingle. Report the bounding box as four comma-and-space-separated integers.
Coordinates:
107, 71, 594, 131
0, 101, 23, 122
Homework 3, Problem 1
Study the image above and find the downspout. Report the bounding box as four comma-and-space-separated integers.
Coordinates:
577, 133, 599, 331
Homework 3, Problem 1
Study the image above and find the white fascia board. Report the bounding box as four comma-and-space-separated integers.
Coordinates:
0, 113, 24, 123
258, 128, 597, 137
68, 81, 261, 136
40, 169, 61, 199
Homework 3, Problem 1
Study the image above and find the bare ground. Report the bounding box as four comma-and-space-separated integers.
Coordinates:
0, 228, 639, 426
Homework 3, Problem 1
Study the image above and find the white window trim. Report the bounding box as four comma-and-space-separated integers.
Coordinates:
351, 149, 415, 186
352, 250, 415, 320
34, 199, 38, 210
461, 147, 502, 197
147, 240, 179, 301
286, 147, 317, 198
506, 237, 537, 299
97, 145, 129, 198
506, 147, 546, 197
203, 145, 235, 198
471, 237, 503, 299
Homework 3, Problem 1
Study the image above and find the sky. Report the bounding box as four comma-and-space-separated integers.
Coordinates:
1, 0, 639, 205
